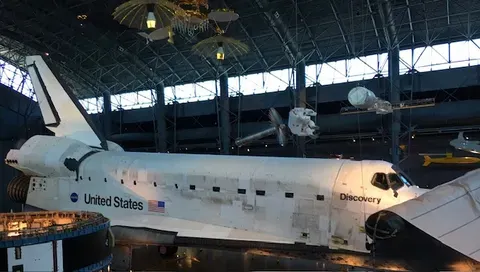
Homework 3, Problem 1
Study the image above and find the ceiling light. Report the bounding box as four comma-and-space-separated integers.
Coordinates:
146, 12, 156, 29
216, 45, 225, 60
167, 30, 174, 44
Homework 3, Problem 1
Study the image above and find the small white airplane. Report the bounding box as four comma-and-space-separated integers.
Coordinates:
5, 55, 429, 270
450, 132, 480, 154
365, 169, 480, 271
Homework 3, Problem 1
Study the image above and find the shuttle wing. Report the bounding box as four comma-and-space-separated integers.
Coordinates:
110, 214, 296, 245
25, 55, 108, 150
370, 169, 480, 263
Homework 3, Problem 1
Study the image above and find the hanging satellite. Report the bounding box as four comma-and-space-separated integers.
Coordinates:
171, 0, 210, 36
288, 108, 319, 137
235, 108, 288, 147
340, 86, 436, 115
235, 108, 319, 147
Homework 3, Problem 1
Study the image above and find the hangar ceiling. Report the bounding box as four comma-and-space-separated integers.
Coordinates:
1, 0, 480, 99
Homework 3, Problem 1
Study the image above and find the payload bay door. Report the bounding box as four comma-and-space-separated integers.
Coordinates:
329, 161, 367, 253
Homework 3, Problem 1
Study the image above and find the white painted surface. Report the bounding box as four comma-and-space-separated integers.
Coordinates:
7, 241, 62, 272
347, 87, 377, 108
384, 169, 480, 261
6, 135, 428, 254
56, 240, 63, 271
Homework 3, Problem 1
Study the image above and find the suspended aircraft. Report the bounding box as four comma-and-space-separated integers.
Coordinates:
365, 169, 480, 271
6, 55, 430, 270
419, 132, 480, 166
422, 152, 480, 167
450, 132, 480, 154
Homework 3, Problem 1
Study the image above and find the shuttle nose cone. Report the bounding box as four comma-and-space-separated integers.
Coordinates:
365, 210, 405, 240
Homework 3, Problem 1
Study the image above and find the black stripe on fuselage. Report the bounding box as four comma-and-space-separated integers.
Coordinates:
366, 210, 480, 271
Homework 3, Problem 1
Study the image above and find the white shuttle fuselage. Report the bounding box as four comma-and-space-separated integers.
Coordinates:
4, 55, 429, 261
6, 135, 425, 254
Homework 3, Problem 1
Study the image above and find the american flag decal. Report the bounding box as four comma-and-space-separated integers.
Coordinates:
148, 200, 165, 213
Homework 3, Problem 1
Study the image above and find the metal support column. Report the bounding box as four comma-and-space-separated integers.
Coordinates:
219, 68, 230, 154
155, 83, 167, 153
102, 91, 112, 139
379, 0, 401, 164
389, 48, 401, 165
295, 58, 306, 157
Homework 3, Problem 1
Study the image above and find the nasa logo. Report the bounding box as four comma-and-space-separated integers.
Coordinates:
70, 192, 79, 203
340, 193, 381, 204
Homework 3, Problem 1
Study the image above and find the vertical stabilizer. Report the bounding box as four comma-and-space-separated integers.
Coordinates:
458, 132, 465, 140
25, 55, 108, 150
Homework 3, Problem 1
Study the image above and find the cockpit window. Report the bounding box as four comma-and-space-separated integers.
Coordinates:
391, 165, 415, 186
372, 172, 408, 191
371, 173, 389, 190
387, 173, 405, 191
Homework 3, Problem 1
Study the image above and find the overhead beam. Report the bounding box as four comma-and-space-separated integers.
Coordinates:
291, 0, 323, 61
0, 26, 107, 96
405, 0, 415, 45
0, 2, 129, 95
124, 35, 187, 86
0, 83, 41, 117
237, 19, 269, 69
329, 0, 354, 56
366, 0, 382, 50
378, 0, 399, 47
60, 9, 163, 86
19, 0, 165, 91
18, 1, 143, 88
253, 0, 300, 65
0, 7, 106, 94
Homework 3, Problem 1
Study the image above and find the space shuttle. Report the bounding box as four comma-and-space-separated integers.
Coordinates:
5, 56, 430, 269
365, 169, 480, 271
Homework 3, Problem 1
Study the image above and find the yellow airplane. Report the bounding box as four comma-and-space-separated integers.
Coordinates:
422, 152, 480, 167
